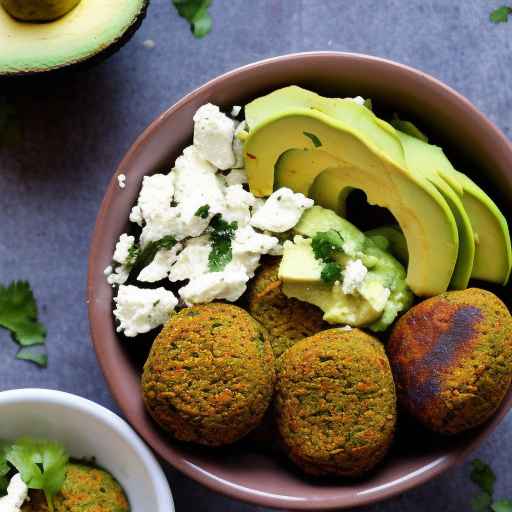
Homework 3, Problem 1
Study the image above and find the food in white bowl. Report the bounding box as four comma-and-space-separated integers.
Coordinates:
0, 389, 173, 512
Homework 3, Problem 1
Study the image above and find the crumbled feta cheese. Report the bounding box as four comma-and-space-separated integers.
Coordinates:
103, 265, 113, 276
232, 225, 279, 255
129, 173, 175, 227
113, 234, 135, 265
0, 473, 28, 511
339, 325, 353, 331
137, 243, 183, 283
251, 197, 266, 215
193, 104, 235, 170
224, 168, 248, 187
231, 105, 242, 117
117, 173, 126, 189
169, 236, 211, 282
222, 184, 256, 226
232, 120, 247, 168
114, 285, 178, 337
250, 187, 314, 233
179, 266, 248, 305
341, 259, 368, 295
342, 239, 358, 257
107, 266, 130, 287
350, 96, 366, 106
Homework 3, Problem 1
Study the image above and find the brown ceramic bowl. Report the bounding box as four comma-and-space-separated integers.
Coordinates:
88, 52, 512, 510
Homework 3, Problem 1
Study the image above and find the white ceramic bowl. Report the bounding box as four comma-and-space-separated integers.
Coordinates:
0, 389, 174, 512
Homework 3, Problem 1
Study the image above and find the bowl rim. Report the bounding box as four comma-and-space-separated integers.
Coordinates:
0, 388, 174, 512
87, 51, 512, 510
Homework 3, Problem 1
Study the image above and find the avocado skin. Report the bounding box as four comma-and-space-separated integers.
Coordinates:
0, 0, 149, 76
1, 0, 81, 21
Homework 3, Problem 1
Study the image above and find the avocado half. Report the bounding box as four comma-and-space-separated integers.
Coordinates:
0, 0, 148, 75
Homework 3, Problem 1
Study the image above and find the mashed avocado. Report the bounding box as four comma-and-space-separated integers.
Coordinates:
278, 206, 413, 331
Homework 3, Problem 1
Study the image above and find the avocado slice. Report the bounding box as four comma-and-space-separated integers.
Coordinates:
366, 225, 409, 265
280, 206, 413, 330
244, 109, 459, 297
1, 0, 81, 21
396, 131, 475, 290
0, 0, 147, 75
454, 170, 512, 284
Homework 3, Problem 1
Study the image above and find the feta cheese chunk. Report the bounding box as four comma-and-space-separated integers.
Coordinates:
350, 96, 366, 105
0, 473, 28, 511
222, 184, 256, 226
112, 233, 135, 265
341, 259, 368, 295
250, 187, 314, 233
137, 243, 183, 283
117, 173, 126, 189
107, 266, 130, 287
179, 266, 248, 305
169, 236, 211, 282
232, 225, 279, 256
114, 285, 178, 337
231, 105, 242, 117
129, 173, 175, 227
193, 104, 235, 170
224, 168, 248, 187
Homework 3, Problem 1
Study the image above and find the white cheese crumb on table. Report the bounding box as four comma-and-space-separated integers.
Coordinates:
117, 174, 126, 189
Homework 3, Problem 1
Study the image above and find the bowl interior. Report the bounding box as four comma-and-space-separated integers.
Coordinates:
88, 52, 512, 510
0, 390, 173, 512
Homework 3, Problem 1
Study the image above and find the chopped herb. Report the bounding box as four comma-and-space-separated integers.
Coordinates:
492, 501, 512, 512
6, 438, 69, 511
173, 0, 213, 38
126, 244, 140, 267
321, 262, 343, 283
208, 214, 237, 272
471, 459, 496, 496
391, 114, 429, 143
311, 230, 344, 262
0, 281, 48, 367
472, 493, 493, 512
16, 346, 48, 368
195, 204, 210, 219
490, 6, 512, 23
303, 131, 322, 148
363, 98, 373, 111
130, 235, 177, 281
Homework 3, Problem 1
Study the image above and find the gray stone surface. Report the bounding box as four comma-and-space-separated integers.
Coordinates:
0, 0, 511, 510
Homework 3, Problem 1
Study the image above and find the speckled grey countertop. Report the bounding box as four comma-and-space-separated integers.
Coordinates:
1, 1, 511, 510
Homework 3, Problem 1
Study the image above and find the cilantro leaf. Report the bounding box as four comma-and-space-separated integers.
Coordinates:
471, 459, 496, 496
195, 204, 210, 219
303, 131, 322, 148
391, 114, 429, 143
126, 244, 140, 267
493, 500, 512, 512
490, 6, 512, 23
208, 214, 237, 272
321, 262, 342, 283
311, 230, 344, 262
173, 0, 213, 38
6, 438, 69, 511
0, 281, 46, 346
472, 492, 493, 512
130, 235, 177, 281
16, 346, 48, 368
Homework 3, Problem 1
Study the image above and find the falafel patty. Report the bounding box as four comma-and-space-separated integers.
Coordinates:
275, 328, 396, 477
247, 258, 326, 357
22, 463, 129, 512
142, 303, 275, 446
388, 288, 512, 434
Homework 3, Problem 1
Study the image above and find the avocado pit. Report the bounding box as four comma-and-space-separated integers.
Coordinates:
1, 0, 81, 21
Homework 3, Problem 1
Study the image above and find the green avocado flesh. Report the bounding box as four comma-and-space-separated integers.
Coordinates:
279, 206, 413, 331
0, 0, 146, 74
1, 0, 81, 21
365, 226, 409, 265
244, 85, 512, 293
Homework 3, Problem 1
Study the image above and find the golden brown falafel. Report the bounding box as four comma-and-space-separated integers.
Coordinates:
247, 258, 327, 357
22, 463, 129, 512
142, 303, 275, 446
275, 328, 396, 477
388, 288, 512, 434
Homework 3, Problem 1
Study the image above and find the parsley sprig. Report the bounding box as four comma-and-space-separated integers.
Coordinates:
490, 6, 512, 23
0, 281, 48, 367
208, 214, 237, 272
470, 459, 512, 512
172, 0, 213, 38
311, 231, 344, 283
129, 235, 177, 281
